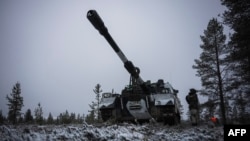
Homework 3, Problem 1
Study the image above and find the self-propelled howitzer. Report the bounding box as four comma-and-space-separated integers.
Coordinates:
87, 10, 181, 125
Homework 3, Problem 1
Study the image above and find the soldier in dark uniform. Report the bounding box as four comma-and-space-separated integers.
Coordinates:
186, 88, 199, 126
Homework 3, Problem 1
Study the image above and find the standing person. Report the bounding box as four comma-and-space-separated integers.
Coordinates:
186, 88, 199, 126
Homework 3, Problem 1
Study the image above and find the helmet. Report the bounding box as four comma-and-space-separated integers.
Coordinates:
190, 88, 196, 94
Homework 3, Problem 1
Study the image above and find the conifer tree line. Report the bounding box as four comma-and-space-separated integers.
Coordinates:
0, 82, 100, 125
193, 0, 250, 124
0, 82, 85, 125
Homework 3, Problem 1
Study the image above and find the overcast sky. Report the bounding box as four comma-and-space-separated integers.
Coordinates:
0, 0, 227, 119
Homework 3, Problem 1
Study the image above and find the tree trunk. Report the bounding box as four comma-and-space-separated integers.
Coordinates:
215, 38, 227, 124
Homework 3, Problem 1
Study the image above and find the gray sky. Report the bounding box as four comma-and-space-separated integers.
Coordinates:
0, 0, 227, 119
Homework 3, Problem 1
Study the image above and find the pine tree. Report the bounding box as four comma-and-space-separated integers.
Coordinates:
86, 84, 103, 123
24, 109, 34, 124
193, 18, 228, 124
70, 112, 76, 124
66, 110, 70, 124
86, 101, 97, 124
6, 82, 24, 124
221, 0, 250, 85
221, 0, 250, 124
57, 113, 63, 124
93, 84, 102, 122
77, 113, 84, 124
18, 115, 24, 123
47, 112, 54, 124
34, 103, 43, 125
62, 110, 70, 124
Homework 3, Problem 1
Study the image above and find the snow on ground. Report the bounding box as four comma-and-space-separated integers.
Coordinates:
0, 122, 224, 141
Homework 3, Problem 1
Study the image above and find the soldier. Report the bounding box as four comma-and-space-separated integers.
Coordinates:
186, 88, 199, 126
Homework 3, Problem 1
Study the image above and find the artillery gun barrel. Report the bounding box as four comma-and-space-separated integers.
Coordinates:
87, 10, 144, 84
